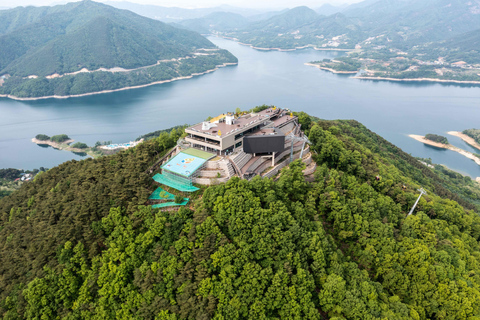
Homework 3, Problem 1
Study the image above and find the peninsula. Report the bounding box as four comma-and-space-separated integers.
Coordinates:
304, 62, 358, 74
308, 59, 480, 85
409, 134, 480, 166
448, 131, 480, 152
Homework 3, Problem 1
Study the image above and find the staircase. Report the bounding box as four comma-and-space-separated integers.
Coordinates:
231, 151, 252, 171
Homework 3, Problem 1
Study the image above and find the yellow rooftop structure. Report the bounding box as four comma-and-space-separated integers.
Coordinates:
210, 114, 227, 123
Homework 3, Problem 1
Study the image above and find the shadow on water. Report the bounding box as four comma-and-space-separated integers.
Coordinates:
71, 151, 88, 157
424, 144, 449, 151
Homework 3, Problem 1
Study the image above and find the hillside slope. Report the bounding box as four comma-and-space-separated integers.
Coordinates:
221, 0, 480, 53
223, 7, 362, 49
343, 0, 480, 44
0, 1, 237, 99
177, 12, 250, 34
1, 113, 480, 318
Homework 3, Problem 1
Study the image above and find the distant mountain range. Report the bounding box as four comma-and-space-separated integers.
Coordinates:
343, 0, 480, 46
314, 3, 348, 16
177, 0, 480, 55
103, 1, 270, 22
175, 12, 250, 34
0, 0, 237, 99
187, 6, 362, 50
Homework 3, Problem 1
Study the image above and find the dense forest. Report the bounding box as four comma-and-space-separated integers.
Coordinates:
1, 113, 480, 319
0, 1, 217, 76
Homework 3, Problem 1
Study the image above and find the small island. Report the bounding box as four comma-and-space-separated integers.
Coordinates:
32, 134, 103, 158
425, 133, 449, 145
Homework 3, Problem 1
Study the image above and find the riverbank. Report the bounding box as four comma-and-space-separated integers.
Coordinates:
447, 131, 480, 152
0, 62, 237, 101
353, 76, 480, 85
305, 63, 358, 74
409, 134, 480, 166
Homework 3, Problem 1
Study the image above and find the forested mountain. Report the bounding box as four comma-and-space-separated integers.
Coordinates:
221, 7, 361, 49
343, 0, 480, 46
0, 1, 215, 76
446, 28, 480, 51
216, 0, 480, 54
104, 1, 265, 22
177, 12, 250, 34
1, 112, 480, 319
315, 3, 347, 16
432, 28, 480, 63
244, 6, 320, 32
0, 1, 237, 98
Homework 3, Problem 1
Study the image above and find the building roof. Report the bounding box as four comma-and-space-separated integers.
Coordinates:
209, 114, 227, 123
246, 128, 283, 136
161, 148, 214, 177
186, 108, 283, 138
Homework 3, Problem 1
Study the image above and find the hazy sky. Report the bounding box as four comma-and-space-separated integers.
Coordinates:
0, 0, 362, 9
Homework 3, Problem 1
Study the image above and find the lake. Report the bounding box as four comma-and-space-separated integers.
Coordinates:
1, 36, 480, 178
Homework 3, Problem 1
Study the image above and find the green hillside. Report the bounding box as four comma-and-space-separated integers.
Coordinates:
219, 0, 480, 59
224, 7, 362, 49
0, 1, 237, 98
344, 0, 480, 45
244, 6, 320, 32
1, 112, 480, 319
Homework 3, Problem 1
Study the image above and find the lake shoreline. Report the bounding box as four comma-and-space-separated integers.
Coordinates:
302, 60, 480, 85
215, 35, 353, 52
447, 131, 480, 152
305, 63, 358, 74
409, 134, 480, 167
0, 62, 237, 101
353, 76, 480, 85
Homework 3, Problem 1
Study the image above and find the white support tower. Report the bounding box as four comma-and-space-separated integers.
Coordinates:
289, 133, 311, 163
408, 188, 427, 216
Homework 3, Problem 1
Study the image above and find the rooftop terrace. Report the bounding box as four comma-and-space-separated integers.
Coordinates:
186, 108, 283, 138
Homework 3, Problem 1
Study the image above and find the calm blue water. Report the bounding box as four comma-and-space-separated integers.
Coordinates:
1, 36, 480, 178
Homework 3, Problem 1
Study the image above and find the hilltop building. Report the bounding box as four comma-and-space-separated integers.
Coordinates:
148, 107, 316, 201
184, 107, 295, 155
